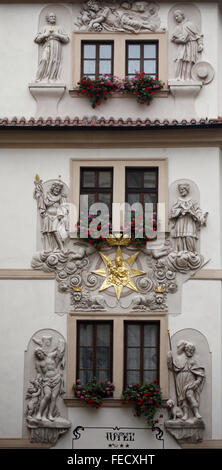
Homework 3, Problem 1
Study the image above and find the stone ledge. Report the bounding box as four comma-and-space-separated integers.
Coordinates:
69, 89, 169, 99
0, 438, 51, 449
181, 440, 222, 449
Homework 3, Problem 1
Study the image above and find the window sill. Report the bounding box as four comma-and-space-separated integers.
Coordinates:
64, 397, 168, 407
64, 398, 131, 408
69, 88, 169, 99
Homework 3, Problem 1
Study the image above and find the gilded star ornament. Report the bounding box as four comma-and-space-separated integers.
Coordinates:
92, 246, 146, 300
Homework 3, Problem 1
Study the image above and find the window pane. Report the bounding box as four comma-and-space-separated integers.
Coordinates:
127, 370, 140, 385
88, 194, 97, 212
97, 324, 110, 346
98, 193, 111, 206
127, 348, 140, 369
82, 171, 95, 188
99, 60, 111, 75
128, 60, 140, 74
100, 44, 112, 59
127, 193, 140, 205
127, 171, 141, 188
80, 369, 93, 385
144, 171, 157, 189
127, 324, 140, 346
128, 44, 141, 58
144, 324, 158, 346
99, 171, 112, 188
96, 369, 110, 382
80, 324, 93, 346
144, 370, 157, 383
96, 347, 110, 369
84, 44, 96, 58
83, 60, 96, 74
144, 44, 156, 59
144, 60, 156, 74
144, 348, 158, 369
144, 193, 157, 204
80, 347, 93, 369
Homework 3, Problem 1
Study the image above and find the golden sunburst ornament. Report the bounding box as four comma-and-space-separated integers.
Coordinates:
92, 246, 145, 300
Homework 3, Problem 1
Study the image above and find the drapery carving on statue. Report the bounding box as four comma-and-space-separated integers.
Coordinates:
171, 9, 203, 81
34, 175, 69, 253
34, 11, 69, 82
169, 182, 208, 254
167, 340, 205, 425
25, 332, 70, 444
75, 1, 162, 33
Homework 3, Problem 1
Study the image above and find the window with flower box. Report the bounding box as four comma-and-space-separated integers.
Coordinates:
71, 32, 168, 91
124, 321, 160, 387
81, 41, 114, 79
77, 321, 113, 385
126, 41, 158, 78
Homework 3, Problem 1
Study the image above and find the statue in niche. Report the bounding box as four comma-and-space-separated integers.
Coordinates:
25, 334, 70, 444
171, 9, 203, 80
167, 340, 205, 422
34, 176, 69, 253
76, 1, 161, 33
170, 183, 208, 253
34, 12, 69, 82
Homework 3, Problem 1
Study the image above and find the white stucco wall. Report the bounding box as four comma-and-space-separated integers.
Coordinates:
0, 146, 221, 442
0, 2, 219, 120
0, 147, 220, 268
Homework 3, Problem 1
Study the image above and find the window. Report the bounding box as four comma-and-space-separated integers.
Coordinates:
126, 167, 158, 208
124, 322, 160, 386
80, 167, 113, 214
81, 41, 114, 79
126, 42, 158, 78
77, 321, 113, 385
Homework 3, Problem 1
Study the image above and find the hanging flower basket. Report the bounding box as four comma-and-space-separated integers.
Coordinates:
122, 381, 165, 428
74, 378, 115, 408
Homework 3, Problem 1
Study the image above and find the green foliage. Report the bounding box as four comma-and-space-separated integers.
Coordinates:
122, 381, 165, 428
74, 378, 115, 408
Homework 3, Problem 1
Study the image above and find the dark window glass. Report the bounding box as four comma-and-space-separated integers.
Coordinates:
82, 41, 114, 79
80, 167, 113, 216
125, 167, 158, 211
124, 322, 160, 386
77, 321, 113, 385
126, 42, 158, 78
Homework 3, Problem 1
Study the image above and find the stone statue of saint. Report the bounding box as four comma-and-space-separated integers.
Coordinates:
167, 340, 205, 422
34, 177, 68, 252
171, 9, 203, 80
170, 183, 208, 253
34, 339, 65, 423
34, 12, 69, 82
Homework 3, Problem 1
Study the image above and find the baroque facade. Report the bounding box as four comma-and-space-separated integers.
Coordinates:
0, 0, 222, 450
